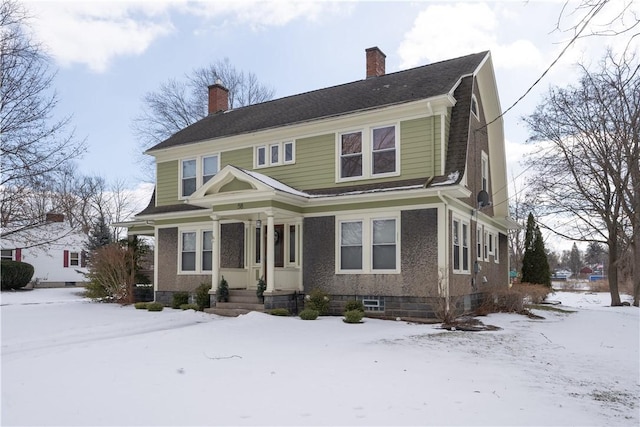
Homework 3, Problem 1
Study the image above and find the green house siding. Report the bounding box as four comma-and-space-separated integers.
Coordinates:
156, 160, 178, 206
153, 115, 444, 205
221, 147, 253, 170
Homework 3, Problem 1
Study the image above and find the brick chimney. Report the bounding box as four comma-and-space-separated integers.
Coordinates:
45, 213, 64, 223
208, 80, 229, 114
366, 47, 386, 78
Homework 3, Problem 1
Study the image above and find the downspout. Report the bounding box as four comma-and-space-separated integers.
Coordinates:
437, 191, 450, 316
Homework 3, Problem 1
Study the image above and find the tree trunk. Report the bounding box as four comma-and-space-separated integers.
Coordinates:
608, 237, 622, 306
633, 237, 640, 307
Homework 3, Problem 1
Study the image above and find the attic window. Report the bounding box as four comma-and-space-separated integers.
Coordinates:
255, 141, 295, 168
471, 95, 479, 120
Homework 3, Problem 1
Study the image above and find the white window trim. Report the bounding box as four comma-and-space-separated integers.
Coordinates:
336, 213, 400, 274
179, 153, 220, 199
178, 227, 217, 274
471, 94, 480, 120
452, 215, 470, 274
336, 122, 400, 183
483, 229, 489, 261
255, 141, 296, 168
476, 226, 483, 261
286, 223, 300, 267
481, 151, 489, 193
69, 252, 80, 267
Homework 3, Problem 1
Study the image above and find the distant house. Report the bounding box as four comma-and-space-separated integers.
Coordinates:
1, 214, 89, 288
118, 47, 517, 319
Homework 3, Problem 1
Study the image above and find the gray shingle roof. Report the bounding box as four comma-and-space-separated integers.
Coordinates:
147, 51, 488, 152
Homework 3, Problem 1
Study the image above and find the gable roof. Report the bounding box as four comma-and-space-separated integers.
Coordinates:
147, 51, 489, 152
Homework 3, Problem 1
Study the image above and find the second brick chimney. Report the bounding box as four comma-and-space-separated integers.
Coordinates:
208, 80, 229, 114
366, 47, 386, 78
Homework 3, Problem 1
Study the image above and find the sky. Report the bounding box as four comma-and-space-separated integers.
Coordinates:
19, 0, 639, 249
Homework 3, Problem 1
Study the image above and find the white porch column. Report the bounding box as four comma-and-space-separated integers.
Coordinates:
266, 214, 275, 292
211, 215, 220, 287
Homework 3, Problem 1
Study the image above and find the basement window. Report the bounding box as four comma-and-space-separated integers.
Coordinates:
361, 297, 385, 312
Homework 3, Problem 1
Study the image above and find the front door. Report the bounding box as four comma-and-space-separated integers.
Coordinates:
263, 224, 285, 281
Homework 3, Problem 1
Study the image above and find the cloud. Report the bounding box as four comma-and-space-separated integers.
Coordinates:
24, 1, 174, 73
398, 3, 543, 70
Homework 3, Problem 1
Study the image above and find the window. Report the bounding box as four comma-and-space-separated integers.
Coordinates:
203, 155, 219, 184
484, 230, 489, 261
372, 219, 396, 270
481, 152, 488, 192
69, 252, 79, 267
340, 132, 363, 179
338, 124, 398, 182
181, 159, 196, 197
361, 297, 385, 312
494, 234, 500, 263
1, 249, 13, 260
257, 146, 266, 167
289, 225, 296, 263
337, 214, 399, 274
181, 232, 196, 271
180, 154, 220, 198
372, 126, 396, 175
255, 141, 295, 168
452, 217, 470, 274
477, 227, 483, 260
471, 94, 479, 119
202, 231, 212, 271
270, 144, 279, 164
340, 221, 363, 270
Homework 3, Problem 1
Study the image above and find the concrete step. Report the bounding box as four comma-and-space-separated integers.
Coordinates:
228, 295, 262, 304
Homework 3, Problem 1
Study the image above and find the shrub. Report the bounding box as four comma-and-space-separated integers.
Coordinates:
172, 291, 189, 309
476, 284, 551, 315
146, 302, 164, 312
179, 303, 199, 311
299, 308, 319, 320
134, 302, 149, 309
256, 278, 267, 301
84, 243, 133, 303
270, 308, 290, 316
195, 282, 212, 310
344, 309, 364, 323
344, 300, 365, 312
217, 276, 229, 302
1, 260, 34, 290
304, 288, 330, 315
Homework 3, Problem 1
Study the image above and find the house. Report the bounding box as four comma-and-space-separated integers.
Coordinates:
1, 213, 89, 287
120, 47, 516, 319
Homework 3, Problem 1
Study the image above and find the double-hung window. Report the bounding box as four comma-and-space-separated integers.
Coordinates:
372, 126, 396, 175
340, 132, 363, 179
256, 141, 295, 168
338, 124, 398, 181
338, 214, 399, 274
180, 154, 219, 198
452, 216, 470, 274
477, 227, 483, 261
481, 151, 489, 192
181, 232, 197, 271
202, 230, 213, 271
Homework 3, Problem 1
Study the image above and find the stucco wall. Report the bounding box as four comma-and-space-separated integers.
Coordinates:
220, 223, 244, 268
157, 227, 210, 292
302, 208, 440, 298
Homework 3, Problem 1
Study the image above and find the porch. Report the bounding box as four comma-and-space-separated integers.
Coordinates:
205, 289, 304, 317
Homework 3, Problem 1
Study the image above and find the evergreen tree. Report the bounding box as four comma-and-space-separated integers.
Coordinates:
86, 216, 113, 252
521, 213, 551, 286
568, 243, 582, 276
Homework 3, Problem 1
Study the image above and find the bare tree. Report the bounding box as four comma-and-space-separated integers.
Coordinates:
132, 58, 275, 180
1, 0, 86, 232
524, 50, 639, 306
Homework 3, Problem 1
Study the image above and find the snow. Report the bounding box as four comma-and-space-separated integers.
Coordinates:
431, 170, 460, 186
2, 288, 638, 426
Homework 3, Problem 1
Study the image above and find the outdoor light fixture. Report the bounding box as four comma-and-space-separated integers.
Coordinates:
256, 220, 262, 228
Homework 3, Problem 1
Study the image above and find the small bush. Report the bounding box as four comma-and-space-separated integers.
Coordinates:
172, 291, 189, 309
195, 282, 212, 310
134, 302, 149, 309
270, 308, 290, 316
256, 278, 267, 301
344, 300, 365, 312
1, 260, 35, 290
146, 302, 164, 312
476, 284, 551, 315
179, 303, 199, 311
299, 308, 319, 320
217, 276, 229, 302
304, 288, 330, 315
344, 309, 364, 323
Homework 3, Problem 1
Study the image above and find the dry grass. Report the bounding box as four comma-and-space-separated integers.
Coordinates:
476, 283, 551, 316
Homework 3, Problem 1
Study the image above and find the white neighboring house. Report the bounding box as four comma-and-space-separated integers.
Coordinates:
1, 214, 89, 288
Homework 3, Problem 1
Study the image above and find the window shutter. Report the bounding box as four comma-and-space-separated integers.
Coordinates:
15, 248, 22, 262
63, 250, 69, 267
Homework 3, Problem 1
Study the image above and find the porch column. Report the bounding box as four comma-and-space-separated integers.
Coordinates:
211, 215, 220, 287
266, 214, 275, 292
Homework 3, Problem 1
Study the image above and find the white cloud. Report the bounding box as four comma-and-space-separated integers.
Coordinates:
398, 3, 543, 70
25, 1, 175, 73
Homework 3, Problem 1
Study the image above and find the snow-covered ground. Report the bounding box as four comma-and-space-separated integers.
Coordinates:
1, 288, 638, 426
